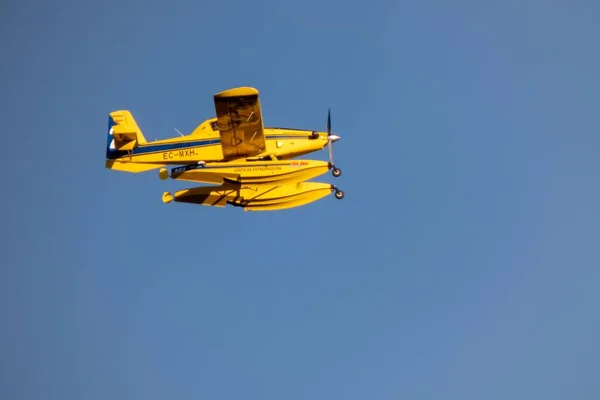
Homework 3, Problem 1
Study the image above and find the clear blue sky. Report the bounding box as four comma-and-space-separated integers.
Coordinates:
2, 0, 599, 399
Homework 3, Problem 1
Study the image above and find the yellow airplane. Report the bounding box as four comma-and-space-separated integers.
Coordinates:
105, 86, 344, 211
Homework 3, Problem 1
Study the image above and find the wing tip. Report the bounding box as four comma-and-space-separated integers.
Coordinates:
214, 86, 259, 98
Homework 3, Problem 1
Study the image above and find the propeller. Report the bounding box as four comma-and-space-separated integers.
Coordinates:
326, 108, 342, 177
327, 108, 333, 165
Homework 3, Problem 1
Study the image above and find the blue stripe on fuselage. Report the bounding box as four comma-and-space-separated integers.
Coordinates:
132, 139, 221, 154
106, 134, 317, 159
107, 139, 220, 159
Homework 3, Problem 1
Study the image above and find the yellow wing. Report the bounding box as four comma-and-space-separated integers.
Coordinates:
213, 87, 266, 159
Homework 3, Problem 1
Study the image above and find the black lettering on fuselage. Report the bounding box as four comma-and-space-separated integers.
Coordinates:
179, 149, 195, 157
162, 148, 195, 160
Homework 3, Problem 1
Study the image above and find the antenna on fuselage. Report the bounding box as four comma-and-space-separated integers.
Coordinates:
174, 128, 184, 137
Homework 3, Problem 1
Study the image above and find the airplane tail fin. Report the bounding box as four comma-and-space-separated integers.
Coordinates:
105, 111, 161, 173
106, 110, 147, 156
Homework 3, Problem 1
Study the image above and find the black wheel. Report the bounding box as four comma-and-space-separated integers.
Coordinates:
332, 167, 342, 177
335, 190, 344, 199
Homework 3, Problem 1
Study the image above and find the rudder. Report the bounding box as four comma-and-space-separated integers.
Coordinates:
106, 110, 147, 155
105, 111, 162, 173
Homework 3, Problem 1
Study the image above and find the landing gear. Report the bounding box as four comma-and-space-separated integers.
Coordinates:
329, 162, 342, 178
331, 185, 345, 200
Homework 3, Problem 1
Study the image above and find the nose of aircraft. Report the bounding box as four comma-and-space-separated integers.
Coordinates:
329, 134, 341, 143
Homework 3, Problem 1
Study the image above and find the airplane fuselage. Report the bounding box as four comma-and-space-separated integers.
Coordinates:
106, 118, 332, 172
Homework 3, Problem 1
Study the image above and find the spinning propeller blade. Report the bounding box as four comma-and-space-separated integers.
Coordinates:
324, 108, 342, 178
327, 108, 334, 165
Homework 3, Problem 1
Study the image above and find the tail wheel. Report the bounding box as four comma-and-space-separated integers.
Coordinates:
332, 167, 342, 177
335, 190, 344, 200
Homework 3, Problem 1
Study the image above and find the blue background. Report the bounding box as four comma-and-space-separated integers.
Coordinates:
2, 0, 599, 399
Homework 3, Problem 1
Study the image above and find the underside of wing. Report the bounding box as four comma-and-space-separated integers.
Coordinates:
213, 87, 266, 159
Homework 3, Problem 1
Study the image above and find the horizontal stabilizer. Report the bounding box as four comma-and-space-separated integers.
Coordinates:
105, 159, 164, 173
